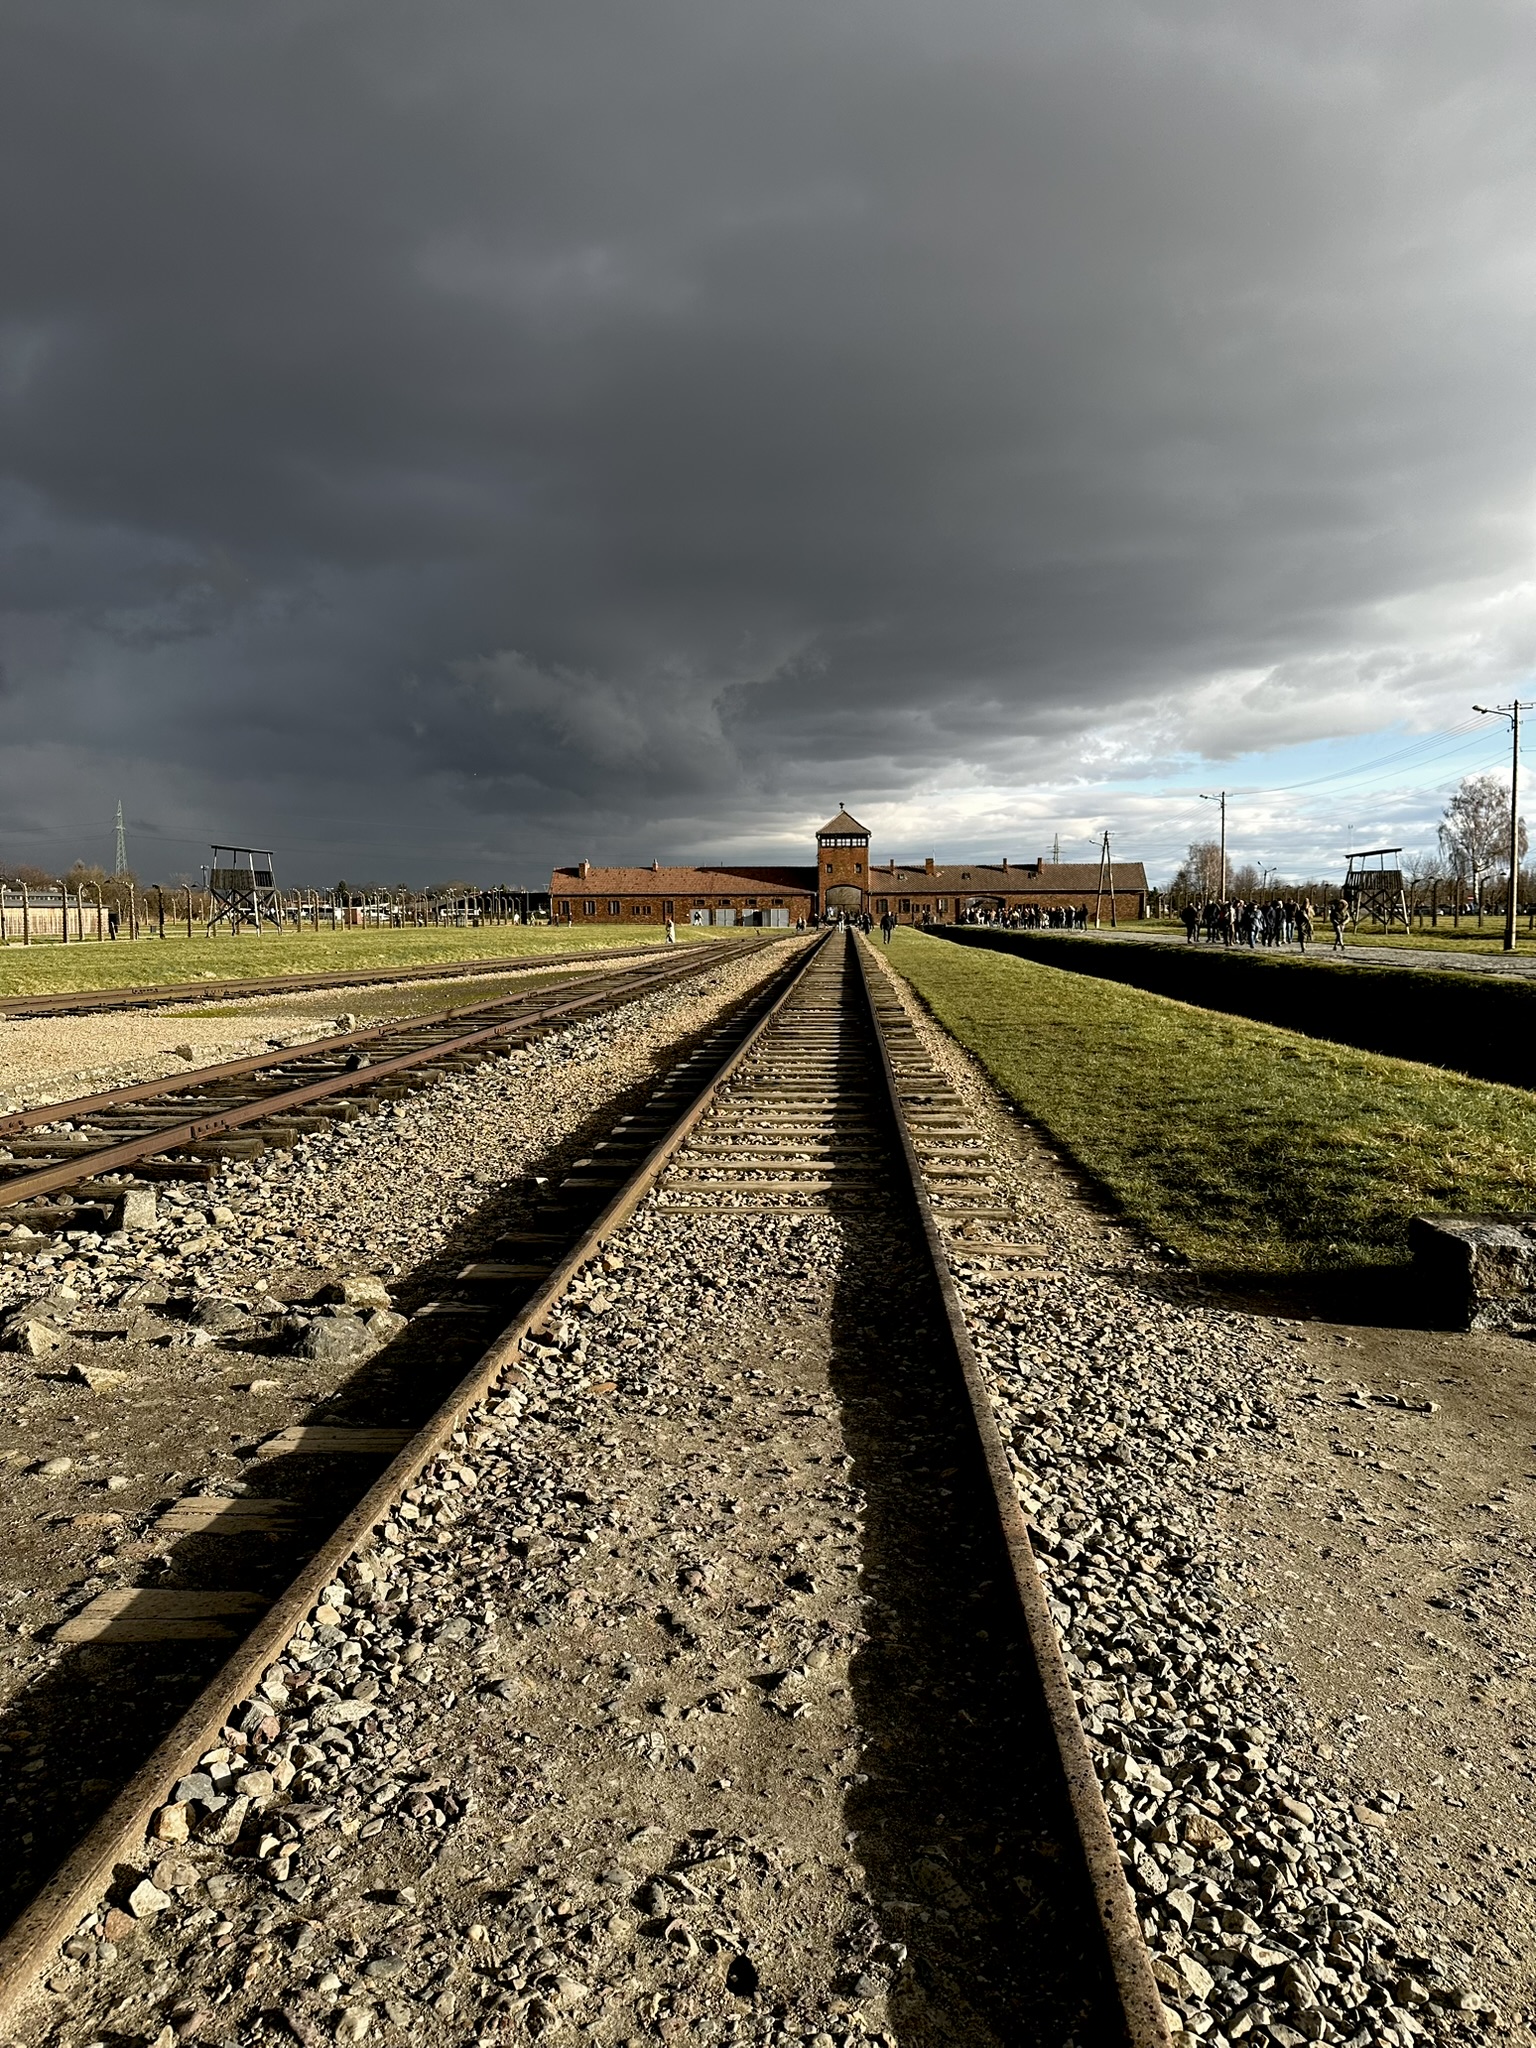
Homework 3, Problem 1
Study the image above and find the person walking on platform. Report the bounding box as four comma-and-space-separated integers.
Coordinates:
665, 916, 676, 944
1330, 900, 1347, 950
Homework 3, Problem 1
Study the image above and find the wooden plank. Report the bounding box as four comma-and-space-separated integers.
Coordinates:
57, 1589, 268, 1644
157, 1497, 296, 1534
941, 1240, 1052, 1259
456, 1261, 555, 1281
254, 1426, 414, 1458
663, 1176, 884, 1192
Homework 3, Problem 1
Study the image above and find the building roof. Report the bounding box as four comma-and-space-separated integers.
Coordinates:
698, 864, 819, 891
816, 809, 870, 838
869, 859, 1149, 895
548, 863, 811, 899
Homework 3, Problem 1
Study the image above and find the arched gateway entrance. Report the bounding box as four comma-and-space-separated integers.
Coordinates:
816, 807, 871, 918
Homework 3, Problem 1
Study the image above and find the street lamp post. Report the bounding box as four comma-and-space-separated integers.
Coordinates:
1473, 701, 1533, 952
1199, 790, 1228, 899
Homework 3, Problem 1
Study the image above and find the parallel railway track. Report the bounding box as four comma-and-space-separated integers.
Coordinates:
0, 931, 1166, 2043
0, 943, 784, 1224
0, 942, 723, 1022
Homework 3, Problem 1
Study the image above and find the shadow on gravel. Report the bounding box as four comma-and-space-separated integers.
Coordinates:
826, 1223, 1115, 2045
0, 993, 767, 1938
1135, 1260, 1447, 1330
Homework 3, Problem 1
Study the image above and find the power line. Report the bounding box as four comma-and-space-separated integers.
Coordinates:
1215, 715, 1491, 800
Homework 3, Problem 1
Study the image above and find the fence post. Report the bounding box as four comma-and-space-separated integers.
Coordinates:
21, 883, 29, 945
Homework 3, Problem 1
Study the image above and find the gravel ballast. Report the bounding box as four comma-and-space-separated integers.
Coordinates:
0, 942, 795, 1935
3, 930, 1529, 2045
869, 940, 1524, 2045
7, 936, 1110, 2047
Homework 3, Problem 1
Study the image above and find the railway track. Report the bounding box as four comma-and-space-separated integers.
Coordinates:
0, 930, 1167, 2045
0, 941, 727, 1022
0, 942, 785, 1228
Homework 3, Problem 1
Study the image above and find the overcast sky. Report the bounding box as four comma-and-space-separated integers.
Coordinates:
4, 0, 1535, 886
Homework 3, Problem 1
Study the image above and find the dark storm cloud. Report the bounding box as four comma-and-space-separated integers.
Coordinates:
4, 0, 1536, 877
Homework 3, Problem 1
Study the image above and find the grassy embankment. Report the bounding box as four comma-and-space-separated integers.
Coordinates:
888, 928, 1536, 1273
0, 923, 727, 999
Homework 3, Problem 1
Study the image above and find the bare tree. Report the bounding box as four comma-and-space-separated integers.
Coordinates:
1182, 838, 1227, 898
1439, 775, 1527, 906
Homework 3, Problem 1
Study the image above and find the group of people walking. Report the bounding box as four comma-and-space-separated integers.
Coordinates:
955, 903, 1091, 930
1181, 897, 1350, 950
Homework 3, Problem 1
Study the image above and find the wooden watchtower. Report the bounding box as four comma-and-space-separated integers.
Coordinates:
1342, 847, 1411, 931
205, 846, 282, 934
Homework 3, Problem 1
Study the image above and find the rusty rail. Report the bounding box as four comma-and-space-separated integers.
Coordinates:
0, 937, 740, 1019
852, 933, 1171, 2047
0, 943, 786, 1208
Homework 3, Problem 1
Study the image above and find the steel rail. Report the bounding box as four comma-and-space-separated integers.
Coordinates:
0, 945, 783, 1209
0, 957, 691, 1138
0, 933, 828, 2027
0, 938, 741, 1020
851, 932, 1171, 2047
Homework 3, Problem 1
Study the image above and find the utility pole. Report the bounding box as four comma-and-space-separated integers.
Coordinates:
1199, 790, 1227, 898
1093, 829, 1117, 928
114, 801, 127, 877
1473, 700, 1533, 951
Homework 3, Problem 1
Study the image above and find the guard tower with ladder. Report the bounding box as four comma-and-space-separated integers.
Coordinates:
205, 846, 282, 935
1342, 848, 1411, 932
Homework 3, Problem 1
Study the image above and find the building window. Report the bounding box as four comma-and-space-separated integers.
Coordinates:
876, 898, 888, 913
937, 898, 947, 912
584, 900, 595, 916
900, 899, 911, 913
663, 900, 674, 917
608, 900, 620, 916
559, 900, 571, 915
818, 835, 869, 848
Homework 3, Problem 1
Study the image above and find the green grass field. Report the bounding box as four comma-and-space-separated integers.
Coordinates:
888, 928, 1536, 1272
0, 923, 726, 999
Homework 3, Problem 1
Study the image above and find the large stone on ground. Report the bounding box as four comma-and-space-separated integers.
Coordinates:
108, 1185, 157, 1232
319, 1274, 393, 1310
1409, 1213, 1536, 1329
292, 1313, 374, 1365
4, 1314, 63, 1357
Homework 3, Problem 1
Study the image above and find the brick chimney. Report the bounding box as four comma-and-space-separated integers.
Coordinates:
652, 858, 660, 871
579, 859, 591, 880
925, 857, 936, 876
1001, 856, 1009, 871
